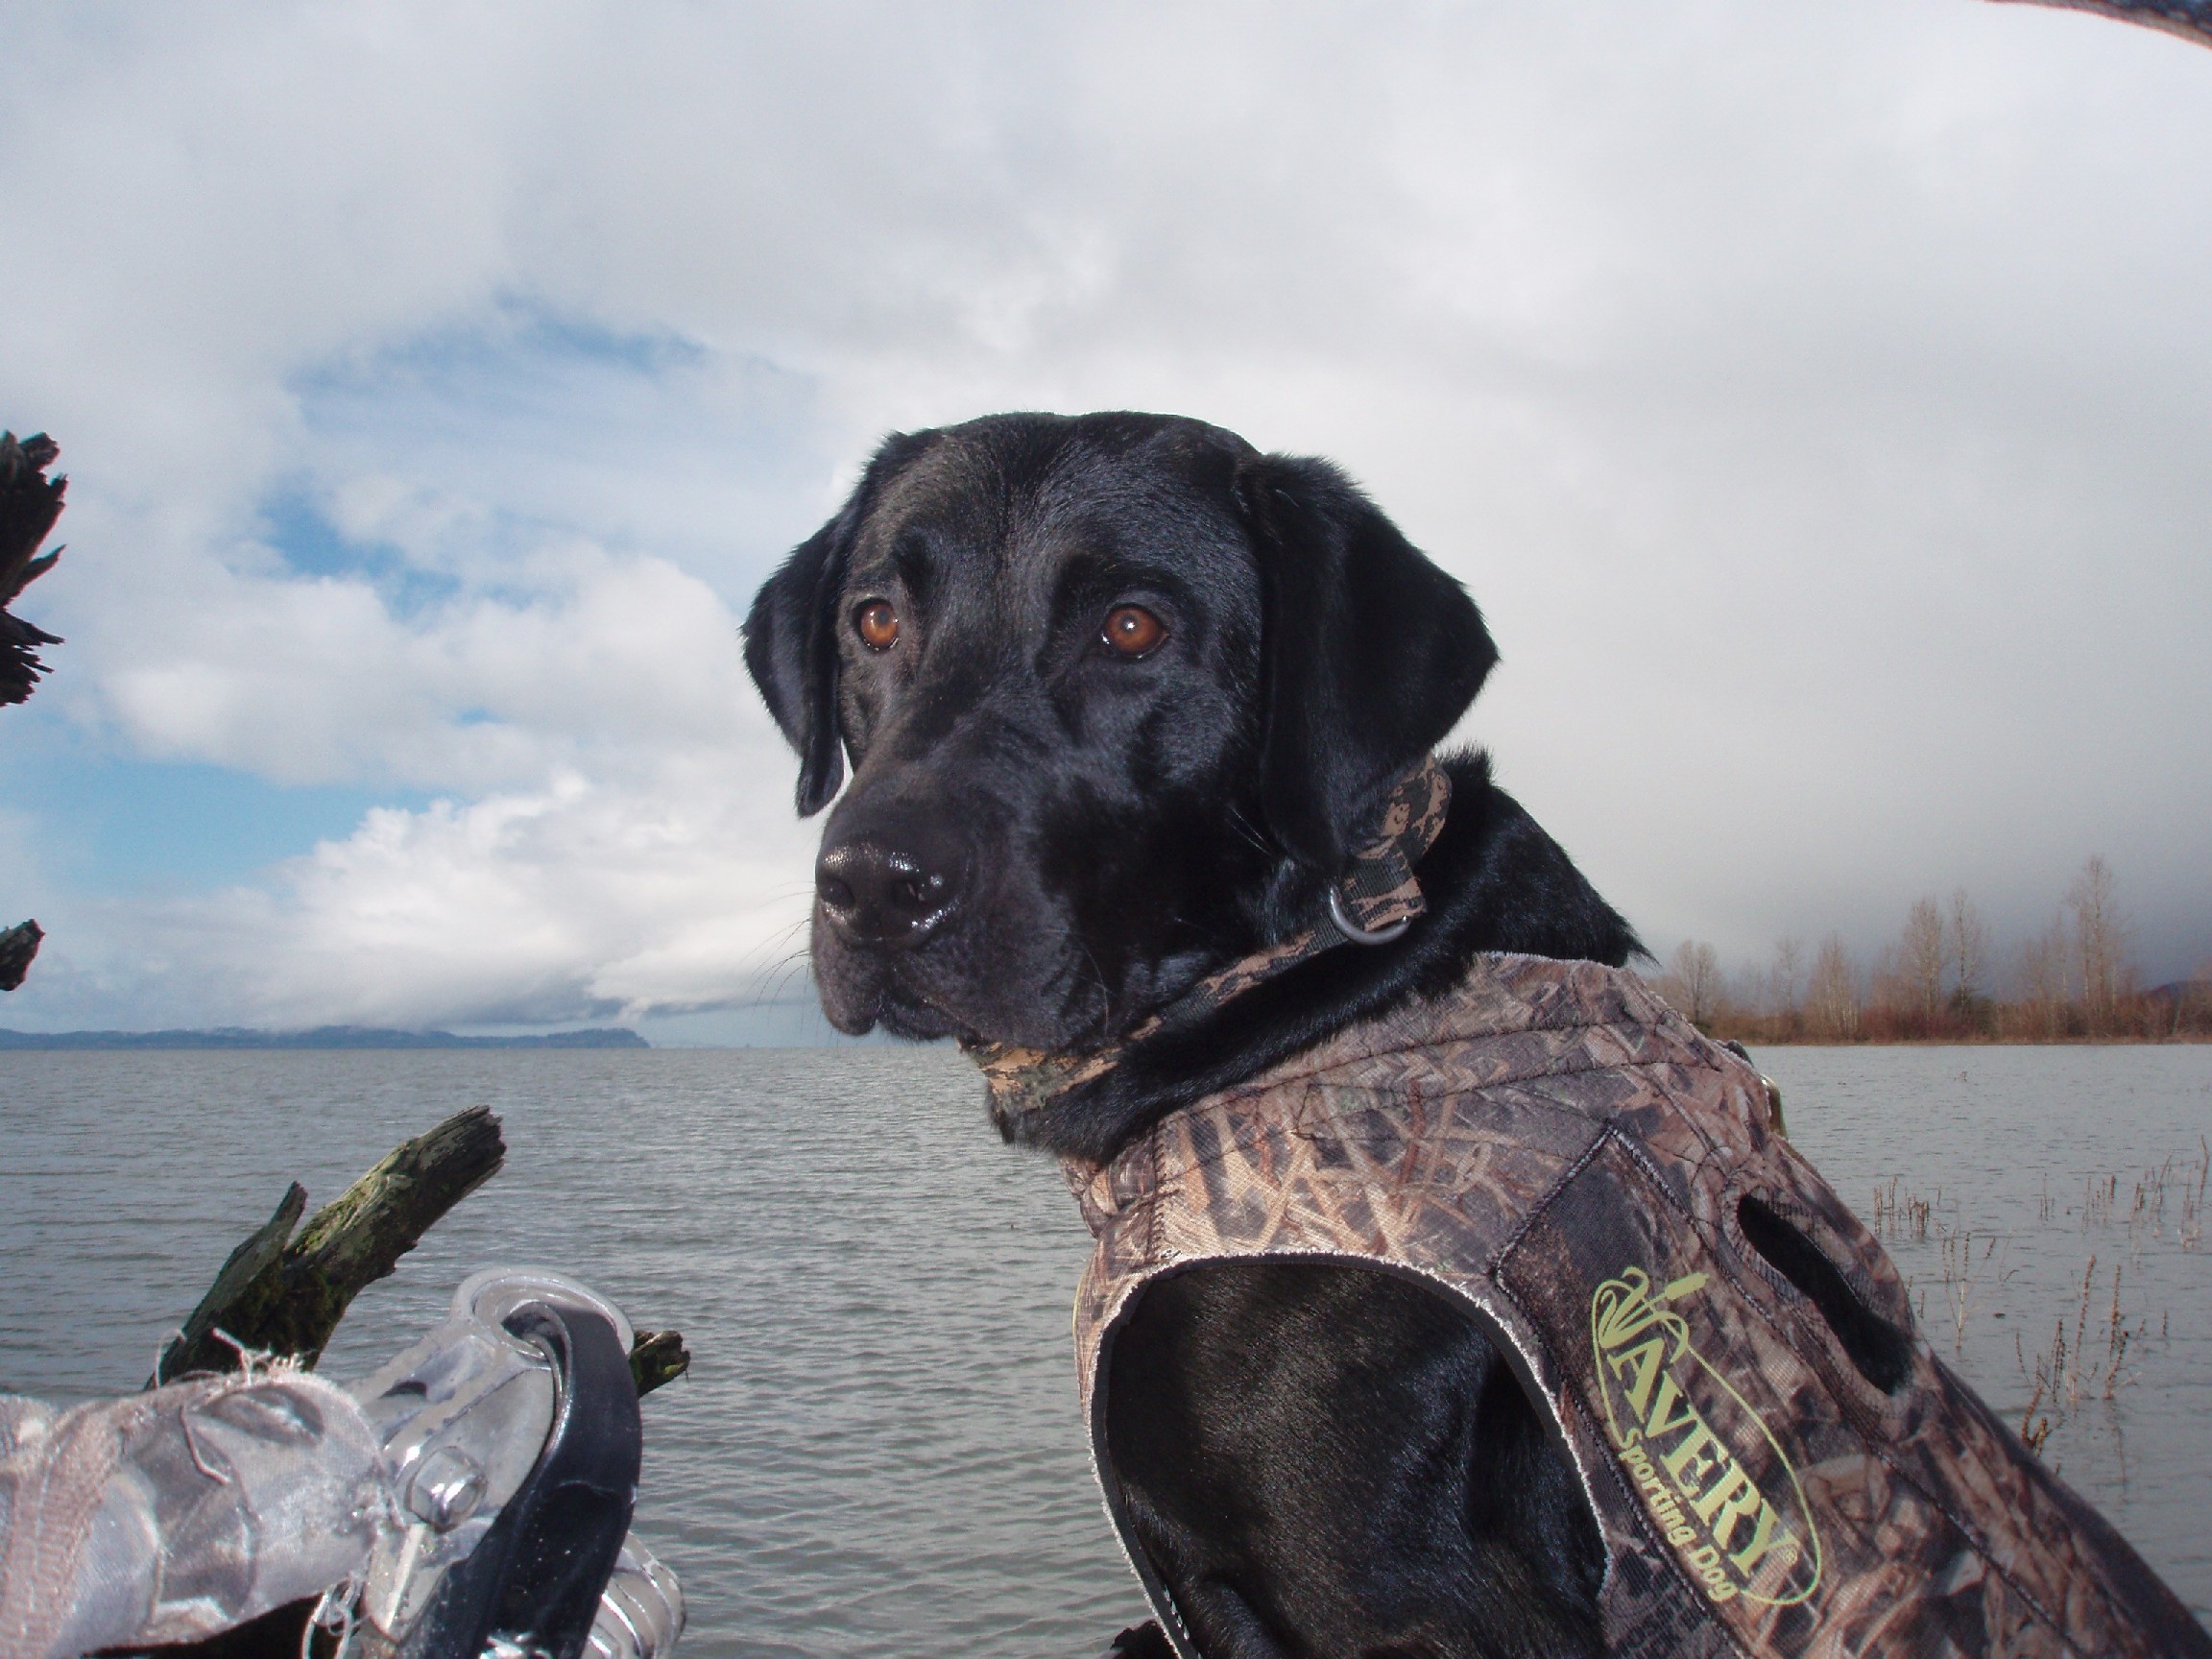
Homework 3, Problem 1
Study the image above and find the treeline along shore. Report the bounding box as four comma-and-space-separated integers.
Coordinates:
1654, 856, 2212, 1044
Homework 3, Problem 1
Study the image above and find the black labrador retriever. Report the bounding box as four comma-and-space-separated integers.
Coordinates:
746, 411, 1640, 1658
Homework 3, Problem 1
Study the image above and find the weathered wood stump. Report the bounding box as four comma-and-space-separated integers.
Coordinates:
155, 1105, 507, 1380
628, 1328, 693, 1396
156, 1104, 688, 1395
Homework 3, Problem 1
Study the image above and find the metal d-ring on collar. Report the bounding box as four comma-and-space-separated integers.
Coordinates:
1327, 885, 1412, 947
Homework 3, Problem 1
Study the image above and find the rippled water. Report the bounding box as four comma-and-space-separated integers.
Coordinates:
1757, 1045, 2212, 1628
3, 1044, 2206, 1651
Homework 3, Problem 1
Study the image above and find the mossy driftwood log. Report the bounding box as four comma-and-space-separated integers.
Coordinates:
156, 1104, 689, 1397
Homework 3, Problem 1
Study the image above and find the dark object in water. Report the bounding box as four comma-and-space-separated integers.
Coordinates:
627, 1328, 692, 1395
0, 430, 65, 709
152, 1104, 690, 1398
0, 918, 40, 992
153, 1105, 513, 1381
105, 1113, 689, 1659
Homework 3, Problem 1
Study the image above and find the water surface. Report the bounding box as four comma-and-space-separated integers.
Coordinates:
1761, 1045, 2211, 1623
3, 1043, 2205, 1650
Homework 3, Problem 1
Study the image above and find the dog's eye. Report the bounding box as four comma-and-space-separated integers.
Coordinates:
1101, 605, 1166, 659
854, 600, 900, 653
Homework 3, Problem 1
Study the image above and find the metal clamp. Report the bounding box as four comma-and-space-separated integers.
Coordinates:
1327, 885, 1412, 947
345, 1269, 645, 1659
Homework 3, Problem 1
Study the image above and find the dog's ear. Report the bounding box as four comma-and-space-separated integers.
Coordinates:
744, 434, 929, 816
1236, 453, 1497, 873
745, 517, 850, 816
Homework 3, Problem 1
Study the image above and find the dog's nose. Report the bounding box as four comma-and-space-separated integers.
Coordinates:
815, 836, 959, 948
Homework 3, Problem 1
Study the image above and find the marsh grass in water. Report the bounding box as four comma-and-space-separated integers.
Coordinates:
1765, 1046, 2211, 1629
1863, 1140, 2208, 1455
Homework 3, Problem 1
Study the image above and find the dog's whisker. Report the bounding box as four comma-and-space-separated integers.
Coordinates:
1225, 803, 1275, 860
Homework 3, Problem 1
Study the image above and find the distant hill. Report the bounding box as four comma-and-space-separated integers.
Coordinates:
0, 1024, 649, 1050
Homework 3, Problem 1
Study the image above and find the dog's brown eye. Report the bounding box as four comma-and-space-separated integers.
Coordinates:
1102, 605, 1166, 659
854, 600, 900, 652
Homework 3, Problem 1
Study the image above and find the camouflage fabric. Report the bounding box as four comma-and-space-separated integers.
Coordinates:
963, 757, 1451, 1122
0, 1369, 388, 1658
1059, 953, 2209, 1658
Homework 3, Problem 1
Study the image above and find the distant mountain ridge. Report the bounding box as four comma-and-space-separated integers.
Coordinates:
0, 1024, 649, 1050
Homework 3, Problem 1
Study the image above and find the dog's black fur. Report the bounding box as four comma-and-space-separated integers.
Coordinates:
747, 412, 1642, 1658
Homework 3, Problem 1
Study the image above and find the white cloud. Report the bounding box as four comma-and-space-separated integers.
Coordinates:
3, 0, 2210, 1030
215, 752, 819, 1027
10, 738, 824, 1031
89, 538, 753, 788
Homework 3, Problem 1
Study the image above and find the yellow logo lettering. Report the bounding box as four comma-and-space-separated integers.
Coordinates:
1728, 1501, 1802, 1580
1645, 1373, 1700, 1444
1590, 1266, 1821, 1609
1608, 1336, 1669, 1421
1689, 1460, 1764, 1551
1659, 1420, 1727, 1494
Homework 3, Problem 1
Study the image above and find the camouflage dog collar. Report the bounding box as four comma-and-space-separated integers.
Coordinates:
964, 755, 1452, 1124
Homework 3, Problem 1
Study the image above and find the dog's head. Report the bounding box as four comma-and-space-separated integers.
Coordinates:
744, 412, 1495, 1051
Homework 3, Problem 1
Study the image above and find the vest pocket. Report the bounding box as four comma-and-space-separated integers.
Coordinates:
1735, 1193, 1912, 1394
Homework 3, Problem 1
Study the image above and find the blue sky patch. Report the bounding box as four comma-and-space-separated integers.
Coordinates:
256, 486, 463, 616
0, 713, 427, 895
280, 294, 830, 597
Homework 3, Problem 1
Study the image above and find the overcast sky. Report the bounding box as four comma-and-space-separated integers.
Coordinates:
2, 0, 2207, 1039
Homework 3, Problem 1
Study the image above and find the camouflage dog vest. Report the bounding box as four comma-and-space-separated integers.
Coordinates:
1061, 954, 2208, 1658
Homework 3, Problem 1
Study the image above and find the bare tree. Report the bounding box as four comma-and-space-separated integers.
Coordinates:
1947, 887, 1989, 1007
2014, 917, 2072, 1039
2067, 855, 2126, 1035
2189, 960, 2212, 1039
1771, 936, 1805, 1027
1866, 943, 1903, 1026
1806, 933, 1860, 1041
1662, 939, 1723, 1027
1899, 896, 1947, 1028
